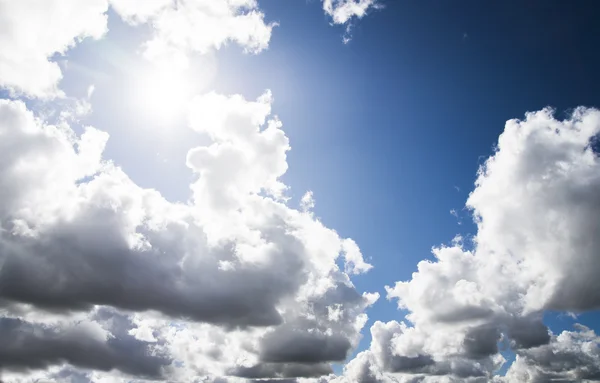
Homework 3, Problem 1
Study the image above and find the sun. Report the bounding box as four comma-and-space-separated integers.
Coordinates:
132, 65, 193, 123
127, 53, 217, 126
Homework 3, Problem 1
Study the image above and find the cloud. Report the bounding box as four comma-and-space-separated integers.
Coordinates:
331, 321, 502, 382
5, 99, 599, 383
0, 0, 275, 98
0, 310, 170, 379
110, 0, 276, 68
322, 0, 380, 43
0, 0, 108, 98
505, 325, 600, 382
107, 0, 171, 23
228, 362, 333, 379
334, 107, 600, 382
0, 92, 375, 381
259, 327, 352, 364
323, 0, 379, 25
0, 0, 378, 99
466, 107, 600, 314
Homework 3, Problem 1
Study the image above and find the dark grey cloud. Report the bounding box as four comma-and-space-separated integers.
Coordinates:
0, 315, 170, 378
427, 359, 488, 379
260, 328, 351, 364
385, 354, 435, 374
508, 317, 550, 350
463, 324, 500, 359
513, 326, 600, 381
228, 362, 332, 379
433, 305, 495, 324
51, 367, 93, 383
0, 201, 307, 328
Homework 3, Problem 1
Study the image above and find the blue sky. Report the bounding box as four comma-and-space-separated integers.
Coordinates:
2, 1, 600, 382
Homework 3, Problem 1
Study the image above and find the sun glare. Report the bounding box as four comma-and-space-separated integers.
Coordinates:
132, 66, 194, 123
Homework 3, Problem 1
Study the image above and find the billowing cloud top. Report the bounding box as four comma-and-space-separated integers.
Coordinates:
0, 0, 274, 98
0, 91, 378, 381
333, 108, 600, 383
0, 0, 108, 98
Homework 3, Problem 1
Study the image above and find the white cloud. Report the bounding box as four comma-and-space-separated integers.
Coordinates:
0, 0, 376, 99
0, 0, 109, 98
110, 0, 276, 68
335, 107, 600, 382
108, 0, 171, 24
466, 107, 600, 314
0, 93, 376, 381
0, 0, 275, 98
323, 0, 379, 25
186, 90, 288, 216
323, 0, 380, 43
301, 191, 316, 212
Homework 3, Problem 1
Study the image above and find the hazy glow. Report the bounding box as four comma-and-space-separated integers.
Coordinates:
133, 65, 194, 122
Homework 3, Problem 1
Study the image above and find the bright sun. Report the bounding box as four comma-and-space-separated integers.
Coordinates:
132, 65, 195, 123
129, 54, 216, 125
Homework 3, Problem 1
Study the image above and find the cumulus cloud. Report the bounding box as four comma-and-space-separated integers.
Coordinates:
0, 0, 108, 98
0, 0, 379, 99
0, 0, 275, 98
323, 0, 380, 25
505, 325, 600, 382
0, 91, 375, 381
334, 107, 600, 382
0, 310, 170, 379
107, 0, 171, 23
322, 0, 381, 43
111, 0, 276, 68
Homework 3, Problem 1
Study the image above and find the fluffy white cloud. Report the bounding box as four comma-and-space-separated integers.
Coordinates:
186, 91, 287, 214
0, 0, 108, 98
323, 0, 380, 42
323, 0, 379, 25
0, 92, 376, 381
335, 107, 600, 382
466, 107, 600, 314
110, 0, 275, 68
0, 0, 275, 98
107, 0, 171, 23
0, 0, 380, 99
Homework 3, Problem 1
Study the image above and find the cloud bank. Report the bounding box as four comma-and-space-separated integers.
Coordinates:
333, 107, 600, 383
0, 91, 377, 382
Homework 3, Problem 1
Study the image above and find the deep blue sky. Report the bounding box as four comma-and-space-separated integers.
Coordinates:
61, 0, 600, 371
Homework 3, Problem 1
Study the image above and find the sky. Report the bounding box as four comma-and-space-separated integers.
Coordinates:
1, 0, 600, 382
